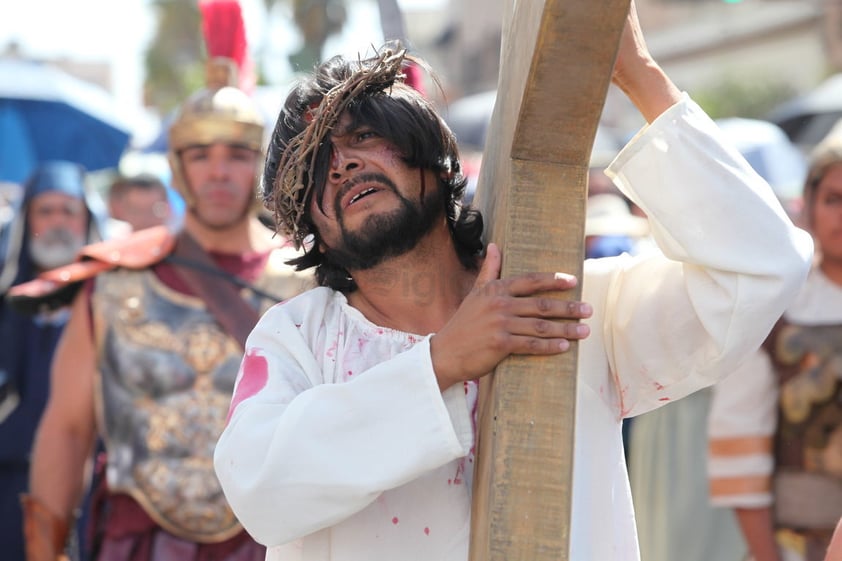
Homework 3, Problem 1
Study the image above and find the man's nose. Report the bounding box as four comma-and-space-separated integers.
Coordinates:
209, 155, 232, 178
329, 147, 362, 183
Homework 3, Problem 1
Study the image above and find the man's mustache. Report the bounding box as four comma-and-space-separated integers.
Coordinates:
334, 173, 398, 216
34, 227, 83, 245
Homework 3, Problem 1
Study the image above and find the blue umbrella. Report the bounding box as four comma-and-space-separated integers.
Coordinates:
0, 58, 132, 183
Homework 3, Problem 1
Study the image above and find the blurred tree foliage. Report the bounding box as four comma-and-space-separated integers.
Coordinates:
691, 73, 798, 120
265, 0, 346, 72
143, 0, 348, 115
144, 0, 205, 114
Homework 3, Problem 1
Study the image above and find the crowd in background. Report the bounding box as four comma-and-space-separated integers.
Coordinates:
1, 2, 841, 560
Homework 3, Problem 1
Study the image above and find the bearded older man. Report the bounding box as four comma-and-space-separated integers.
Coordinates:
0, 161, 98, 561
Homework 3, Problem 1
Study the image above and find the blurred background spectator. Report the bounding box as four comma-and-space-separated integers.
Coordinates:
0, 161, 100, 561
708, 118, 842, 561
0, 2, 840, 560
584, 192, 650, 259
105, 174, 172, 237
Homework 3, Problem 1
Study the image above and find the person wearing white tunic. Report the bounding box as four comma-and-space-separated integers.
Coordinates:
214, 3, 813, 560
708, 124, 842, 561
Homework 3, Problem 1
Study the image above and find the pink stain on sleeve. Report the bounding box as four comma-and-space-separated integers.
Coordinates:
392, 517, 399, 525
424, 527, 430, 536
326, 338, 338, 359
226, 348, 269, 424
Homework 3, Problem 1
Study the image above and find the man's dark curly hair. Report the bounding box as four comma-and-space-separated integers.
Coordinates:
262, 45, 483, 292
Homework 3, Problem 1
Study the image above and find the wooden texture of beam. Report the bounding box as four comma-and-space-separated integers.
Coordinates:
469, 1, 631, 560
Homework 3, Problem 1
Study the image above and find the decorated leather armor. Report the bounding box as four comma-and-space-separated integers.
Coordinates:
764, 318, 842, 560
90, 255, 301, 542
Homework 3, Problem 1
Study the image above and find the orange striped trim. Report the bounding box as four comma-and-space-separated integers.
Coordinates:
709, 475, 771, 498
709, 436, 772, 457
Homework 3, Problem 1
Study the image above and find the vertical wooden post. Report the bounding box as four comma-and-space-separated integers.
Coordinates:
469, 1, 630, 559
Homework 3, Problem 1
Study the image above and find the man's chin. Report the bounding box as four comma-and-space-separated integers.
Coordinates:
329, 220, 428, 271
29, 245, 81, 269
325, 189, 444, 273
189, 206, 252, 231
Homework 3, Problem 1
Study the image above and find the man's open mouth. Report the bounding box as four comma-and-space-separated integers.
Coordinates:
349, 187, 380, 205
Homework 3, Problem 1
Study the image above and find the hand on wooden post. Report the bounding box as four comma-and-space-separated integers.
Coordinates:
430, 243, 592, 391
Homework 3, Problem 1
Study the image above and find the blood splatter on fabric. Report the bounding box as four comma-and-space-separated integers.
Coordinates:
226, 348, 269, 423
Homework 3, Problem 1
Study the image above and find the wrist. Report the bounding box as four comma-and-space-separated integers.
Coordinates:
430, 335, 457, 392
615, 61, 681, 123
20, 494, 71, 561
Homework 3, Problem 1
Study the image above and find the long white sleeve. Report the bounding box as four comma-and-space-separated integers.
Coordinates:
589, 94, 813, 418
706, 266, 842, 510
707, 350, 778, 508
570, 95, 812, 560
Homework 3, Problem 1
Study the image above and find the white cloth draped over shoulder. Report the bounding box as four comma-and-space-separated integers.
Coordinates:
214, 95, 814, 561
707, 266, 842, 509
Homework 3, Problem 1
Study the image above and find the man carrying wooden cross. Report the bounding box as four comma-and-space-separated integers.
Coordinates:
213, 2, 813, 560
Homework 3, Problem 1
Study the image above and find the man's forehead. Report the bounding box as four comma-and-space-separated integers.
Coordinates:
181, 141, 257, 152
30, 191, 84, 206
124, 188, 168, 201
330, 113, 359, 138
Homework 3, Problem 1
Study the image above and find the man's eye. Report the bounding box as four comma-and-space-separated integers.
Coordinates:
231, 149, 256, 161
356, 131, 377, 142
183, 151, 208, 162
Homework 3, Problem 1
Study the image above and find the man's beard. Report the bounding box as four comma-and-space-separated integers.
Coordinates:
322, 173, 444, 273
28, 227, 85, 269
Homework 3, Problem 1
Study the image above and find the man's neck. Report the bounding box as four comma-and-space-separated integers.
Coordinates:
184, 215, 279, 255
820, 257, 842, 287
347, 230, 478, 335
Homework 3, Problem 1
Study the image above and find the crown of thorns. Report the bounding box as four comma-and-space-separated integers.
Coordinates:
268, 48, 409, 246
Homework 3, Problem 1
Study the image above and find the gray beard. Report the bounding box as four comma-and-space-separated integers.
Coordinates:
28, 229, 85, 269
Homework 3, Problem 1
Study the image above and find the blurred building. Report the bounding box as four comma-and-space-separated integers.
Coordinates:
639, 0, 823, 95
401, 0, 832, 135
1, 41, 114, 94
5, 0, 835, 162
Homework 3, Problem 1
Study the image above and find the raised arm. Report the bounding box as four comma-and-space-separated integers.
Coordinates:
586, 73, 813, 417
25, 289, 98, 561
612, 0, 682, 123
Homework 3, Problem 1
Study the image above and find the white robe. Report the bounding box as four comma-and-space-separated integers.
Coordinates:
214, 95, 813, 561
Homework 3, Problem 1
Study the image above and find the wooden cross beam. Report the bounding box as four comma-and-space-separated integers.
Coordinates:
469, 1, 631, 560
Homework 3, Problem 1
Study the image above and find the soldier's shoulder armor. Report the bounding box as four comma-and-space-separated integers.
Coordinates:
7, 226, 176, 314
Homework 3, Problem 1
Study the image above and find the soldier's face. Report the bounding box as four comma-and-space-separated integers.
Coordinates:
181, 142, 260, 230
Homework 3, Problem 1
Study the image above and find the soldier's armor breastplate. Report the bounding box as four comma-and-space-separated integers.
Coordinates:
764, 319, 842, 533
91, 264, 282, 543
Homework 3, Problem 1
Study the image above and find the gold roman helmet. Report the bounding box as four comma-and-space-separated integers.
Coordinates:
166, 57, 265, 206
